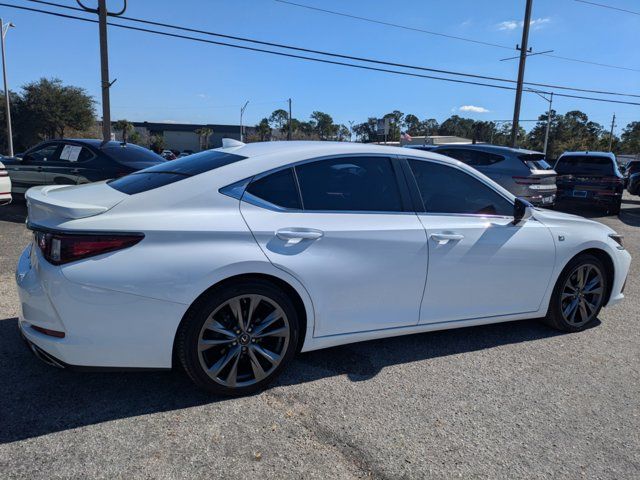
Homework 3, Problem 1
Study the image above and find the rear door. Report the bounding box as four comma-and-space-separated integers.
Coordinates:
404, 157, 556, 323
45, 143, 97, 186
240, 155, 429, 337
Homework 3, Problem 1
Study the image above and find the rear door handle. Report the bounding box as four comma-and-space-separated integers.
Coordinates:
276, 228, 324, 241
430, 233, 464, 244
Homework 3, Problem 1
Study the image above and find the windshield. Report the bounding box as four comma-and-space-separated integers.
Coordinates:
518, 153, 551, 170
555, 155, 615, 176
108, 150, 247, 194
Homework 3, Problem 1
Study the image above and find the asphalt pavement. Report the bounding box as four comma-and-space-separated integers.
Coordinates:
1, 196, 639, 479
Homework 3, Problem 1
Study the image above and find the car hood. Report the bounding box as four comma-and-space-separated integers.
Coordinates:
532, 207, 615, 234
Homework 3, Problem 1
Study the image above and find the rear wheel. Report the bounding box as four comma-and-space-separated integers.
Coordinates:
543, 254, 608, 332
177, 280, 299, 395
608, 199, 622, 215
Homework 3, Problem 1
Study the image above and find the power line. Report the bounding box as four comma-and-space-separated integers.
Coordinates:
22, 0, 640, 99
4, 2, 640, 107
275, 0, 640, 73
574, 0, 640, 16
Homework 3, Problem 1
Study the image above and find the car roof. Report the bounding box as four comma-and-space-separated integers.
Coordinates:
558, 151, 616, 160
433, 143, 542, 155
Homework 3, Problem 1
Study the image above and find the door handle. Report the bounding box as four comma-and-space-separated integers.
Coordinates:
36, 166, 43, 172
70, 169, 80, 174
276, 228, 324, 241
430, 233, 464, 244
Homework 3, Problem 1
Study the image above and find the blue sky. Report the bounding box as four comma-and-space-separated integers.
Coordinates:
2, 0, 639, 133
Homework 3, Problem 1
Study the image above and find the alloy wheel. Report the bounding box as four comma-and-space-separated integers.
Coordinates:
560, 263, 604, 327
197, 294, 290, 388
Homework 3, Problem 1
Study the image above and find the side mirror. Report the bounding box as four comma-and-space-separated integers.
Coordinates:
513, 197, 534, 225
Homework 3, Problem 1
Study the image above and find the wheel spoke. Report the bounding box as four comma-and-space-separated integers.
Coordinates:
255, 326, 288, 339
208, 346, 240, 377
561, 292, 575, 301
224, 351, 242, 387
205, 320, 236, 339
578, 299, 589, 323
252, 344, 280, 364
245, 295, 260, 329
576, 267, 586, 289
253, 309, 283, 336
563, 298, 578, 318
248, 347, 267, 381
228, 297, 245, 331
199, 338, 233, 352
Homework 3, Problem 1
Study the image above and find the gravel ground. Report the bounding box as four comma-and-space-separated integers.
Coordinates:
0, 196, 639, 479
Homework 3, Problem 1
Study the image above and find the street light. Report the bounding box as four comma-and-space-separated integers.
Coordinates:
532, 90, 554, 157
240, 100, 249, 142
1, 18, 15, 157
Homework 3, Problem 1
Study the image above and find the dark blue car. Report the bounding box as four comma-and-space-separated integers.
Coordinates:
2, 139, 165, 194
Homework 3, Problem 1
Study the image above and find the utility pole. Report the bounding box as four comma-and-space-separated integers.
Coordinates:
240, 100, 249, 142
287, 98, 292, 140
76, 0, 127, 143
0, 18, 15, 157
510, 0, 533, 147
608, 113, 616, 151
542, 93, 553, 156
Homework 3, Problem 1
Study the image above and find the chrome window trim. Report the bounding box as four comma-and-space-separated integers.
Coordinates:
234, 153, 414, 215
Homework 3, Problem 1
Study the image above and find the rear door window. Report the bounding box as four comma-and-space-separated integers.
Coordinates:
294, 156, 404, 212
26, 144, 60, 163
108, 150, 247, 194
437, 149, 504, 166
555, 155, 615, 175
245, 168, 301, 210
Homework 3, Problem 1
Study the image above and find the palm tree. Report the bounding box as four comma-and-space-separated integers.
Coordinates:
113, 119, 134, 143
195, 127, 213, 150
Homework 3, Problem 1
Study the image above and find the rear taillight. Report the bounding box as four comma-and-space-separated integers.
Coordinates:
34, 231, 143, 265
512, 176, 541, 185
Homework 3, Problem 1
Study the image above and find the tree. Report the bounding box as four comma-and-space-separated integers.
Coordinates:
194, 127, 213, 150
256, 118, 271, 141
269, 109, 289, 134
383, 110, 404, 141
403, 114, 421, 136
352, 118, 377, 143
336, 124, 350, 141
113, 119, 134, 143
310, 111, 338, 140
621, 121, 640, 153
17, 78, 95, 144
149, 134, 165, 153
0, 90, 21, 152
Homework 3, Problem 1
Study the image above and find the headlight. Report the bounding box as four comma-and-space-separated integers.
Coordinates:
609, 233, 624, 250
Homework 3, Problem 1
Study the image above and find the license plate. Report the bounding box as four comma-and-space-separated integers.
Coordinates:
542, 196, 554, 204
573, 190, 587, 198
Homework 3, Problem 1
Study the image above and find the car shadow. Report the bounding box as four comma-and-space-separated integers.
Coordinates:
0, 199, 27, 224
0, 315, 587, 444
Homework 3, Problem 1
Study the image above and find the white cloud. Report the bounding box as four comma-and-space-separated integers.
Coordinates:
197, 93, 208, 98
497, 17, 550, 31
459, 105, 490, 113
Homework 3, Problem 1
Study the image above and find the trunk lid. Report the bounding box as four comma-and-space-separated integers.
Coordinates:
26, 182, 127, 226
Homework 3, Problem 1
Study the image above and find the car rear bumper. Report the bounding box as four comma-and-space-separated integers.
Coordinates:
15, 244, 186, 370
523, 193, 556, 207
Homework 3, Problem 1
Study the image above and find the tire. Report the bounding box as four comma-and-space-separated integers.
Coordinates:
608, 200, 621, 216
176, 279, 300, 395
543, 254, 608, 332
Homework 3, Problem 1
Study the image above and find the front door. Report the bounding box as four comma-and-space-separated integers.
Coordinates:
240, 156, 429, 337
9, 143, 59, 193
405, 158, 556, 324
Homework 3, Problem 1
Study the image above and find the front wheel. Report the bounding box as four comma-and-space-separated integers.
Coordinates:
543, 254, 608, 332
177, 280, 299, 395
608, 200, 622, 216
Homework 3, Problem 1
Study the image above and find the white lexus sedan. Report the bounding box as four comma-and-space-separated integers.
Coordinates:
16, 140, 631, 395
0, 158, 11, 205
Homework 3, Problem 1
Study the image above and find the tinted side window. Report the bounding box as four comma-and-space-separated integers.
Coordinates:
408, 160, 513, 216
295, 156, 403, 212
27, 144, 60, 162
245, 168, 301, 210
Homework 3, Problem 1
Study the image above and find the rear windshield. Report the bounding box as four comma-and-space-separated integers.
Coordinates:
555, 155, 615, 175
628, 161, 640, 175
518, 153, 551, 170
108, 150, 247, 194
102, 143, 166, 165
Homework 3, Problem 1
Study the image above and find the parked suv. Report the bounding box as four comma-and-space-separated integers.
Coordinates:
554, 152, 624, 214
431, 144, 557, 207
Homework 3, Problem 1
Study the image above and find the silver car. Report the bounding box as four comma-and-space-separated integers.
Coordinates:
431, 144, 557, 207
